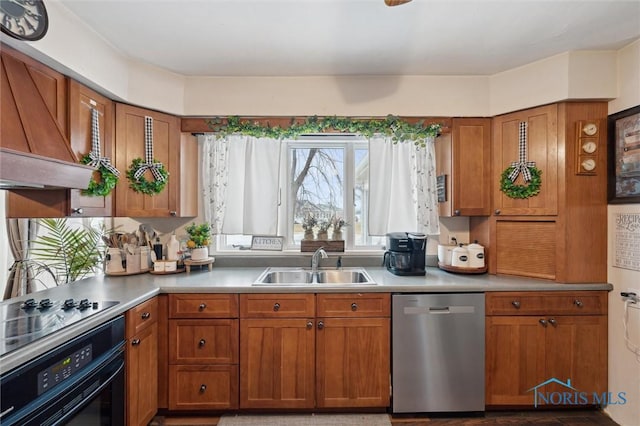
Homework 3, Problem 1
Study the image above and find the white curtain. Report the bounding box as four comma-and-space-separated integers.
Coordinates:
368, 136, 440, 236
201, 134, 282, 235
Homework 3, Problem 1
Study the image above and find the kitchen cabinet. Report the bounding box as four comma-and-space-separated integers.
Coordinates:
239, 293, 390, 409
167, 294, 239, 410
114, 103, 197, 217
485, 291, 607, 407
126, 297, 158, 426
471, 102, 608, 282
436, 118, 491, 216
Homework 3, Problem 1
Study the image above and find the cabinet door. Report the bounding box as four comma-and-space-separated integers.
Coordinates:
68, 80, 115, 217
240, 318, 315, 409
115, 103, 180, 217
492, 104, 558, 216
544, 315, 607, 397
316, 317, 390, 408
485, 316, 546, 406
126, 322, 158, 426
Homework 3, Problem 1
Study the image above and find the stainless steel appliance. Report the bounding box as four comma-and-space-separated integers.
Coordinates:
384, 232, 427, 276
392, 293, 485, 413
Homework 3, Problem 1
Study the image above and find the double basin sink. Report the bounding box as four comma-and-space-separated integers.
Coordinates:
253, 267, 377, 286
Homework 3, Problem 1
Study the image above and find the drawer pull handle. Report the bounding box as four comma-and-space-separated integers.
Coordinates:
199, 303, 207, 311
273, 303, 280, 312
199, 339, 206, 347
131, 338, 141, 346
317, 321, 324, 330
351, 303, 358, 311
454, 210, 460, 216
539, 319, 547, 327
511, 301, 520, 309
199, 384, 207, 393
495, 209, 501, 215
548, 318, 557, 326
574, 299, 583, 307
141, 312, 151, 320
306, 321, 313, 329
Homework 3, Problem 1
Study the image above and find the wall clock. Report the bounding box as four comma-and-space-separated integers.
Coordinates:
0, 0, 48, 41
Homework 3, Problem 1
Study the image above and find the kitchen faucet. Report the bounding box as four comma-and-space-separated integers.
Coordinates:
311, 247, 328, 277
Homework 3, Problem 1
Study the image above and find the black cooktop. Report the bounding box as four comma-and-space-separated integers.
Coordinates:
0, 298, 119, 357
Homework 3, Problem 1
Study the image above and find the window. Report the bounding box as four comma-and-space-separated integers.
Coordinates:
217, 136, 384, 252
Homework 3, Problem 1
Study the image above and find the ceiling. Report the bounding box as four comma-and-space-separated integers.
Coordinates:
59, 0, 640, 77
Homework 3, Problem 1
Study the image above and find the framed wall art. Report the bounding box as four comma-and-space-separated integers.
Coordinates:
608, 105, 640, 204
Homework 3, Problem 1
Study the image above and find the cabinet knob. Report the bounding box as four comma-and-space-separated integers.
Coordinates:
141, 312, 151, 320
199, 384, 207, 393
511, 300, 520, 309
170, 211, 177, 217
495, 209, 501, 215
273, 303, 280, 312
351, 303, 358, 311
131, 338, 141, 346
538, 319, 547, 327
71, 207, 84, 215
306, 321, 313, 329
454, 210, 460, 216
548, 318, 557, 326
198, 303, 207, 311
574, 299, 583, 307
317, 321, 324, 330
199, 339, 206, 347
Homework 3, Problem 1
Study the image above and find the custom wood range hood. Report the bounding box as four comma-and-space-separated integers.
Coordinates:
0, 49, 93, 190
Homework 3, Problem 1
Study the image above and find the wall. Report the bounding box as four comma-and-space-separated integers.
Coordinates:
605, 38, 640, 426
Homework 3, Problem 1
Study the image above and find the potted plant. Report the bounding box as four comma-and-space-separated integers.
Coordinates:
316, 219, 331, 240
330, 215, 348, 240
185, 222, 211, 261
301, 213, 317, 240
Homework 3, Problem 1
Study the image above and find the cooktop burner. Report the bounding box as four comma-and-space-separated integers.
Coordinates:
0, 298, 119, 357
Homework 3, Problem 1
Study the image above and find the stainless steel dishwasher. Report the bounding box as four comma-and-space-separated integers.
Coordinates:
392, 293, 485, 413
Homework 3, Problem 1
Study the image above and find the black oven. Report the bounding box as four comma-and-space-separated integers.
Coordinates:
0, 316, 125, 426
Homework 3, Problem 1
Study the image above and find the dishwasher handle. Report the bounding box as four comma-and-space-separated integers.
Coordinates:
403, 306, 476, 315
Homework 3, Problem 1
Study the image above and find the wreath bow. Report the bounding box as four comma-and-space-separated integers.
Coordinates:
508, 122, 535, 182
499, 121, 542, 199
133, 116, 167, 182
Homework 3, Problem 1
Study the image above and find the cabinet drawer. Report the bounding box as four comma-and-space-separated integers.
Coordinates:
168, 365, 238, 410
486, 291, 607, 316
317, 293, 390, 317
169, 294, 238, 318
169, 319, 239, 364
126, 297, 158, 337
240, 294, 315, 318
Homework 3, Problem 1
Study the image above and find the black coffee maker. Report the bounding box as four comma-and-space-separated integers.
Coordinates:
383, 232, 427, 276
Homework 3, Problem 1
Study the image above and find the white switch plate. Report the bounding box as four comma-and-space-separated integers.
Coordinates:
626, 288, 640, 309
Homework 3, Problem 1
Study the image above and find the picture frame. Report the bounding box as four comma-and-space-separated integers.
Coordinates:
608, 105, 640, 204
250, 235, 284, 251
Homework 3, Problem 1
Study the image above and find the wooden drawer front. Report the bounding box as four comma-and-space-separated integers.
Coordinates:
317, 293, 390, 317
126, 297, 158, 337
240, 294, 315, 318
169, 319, 239, 364
486, 291, 607, 316
496, 221, 556, 280
168, 365, 238, 410
169, 294, 238, 318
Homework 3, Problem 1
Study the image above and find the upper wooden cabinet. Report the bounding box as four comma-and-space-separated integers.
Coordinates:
68, 80, 116, 217
436, 118, 491, 216
114, 103, 197, 217
492, 104, 558, 216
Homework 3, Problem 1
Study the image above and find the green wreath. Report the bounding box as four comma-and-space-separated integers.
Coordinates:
126, 158, 169, 195
80, 154, 119, 197
500, 166, 542, 199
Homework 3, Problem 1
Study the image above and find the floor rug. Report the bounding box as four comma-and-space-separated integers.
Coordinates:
217, 413, 391, 426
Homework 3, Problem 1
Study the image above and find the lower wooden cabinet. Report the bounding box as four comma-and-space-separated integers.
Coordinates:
239, 293, 390, 410
126, 298, 158, 426
169, 365, 239, 410
485, 291, 607, 407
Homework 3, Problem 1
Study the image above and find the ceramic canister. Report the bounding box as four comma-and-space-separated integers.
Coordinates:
451, 244, 470, 268
437, 244, 456, 266
467, 241, 485, 268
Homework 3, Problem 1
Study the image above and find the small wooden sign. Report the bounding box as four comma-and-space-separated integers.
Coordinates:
251, 236, 284, 251
300, 239, 345, 252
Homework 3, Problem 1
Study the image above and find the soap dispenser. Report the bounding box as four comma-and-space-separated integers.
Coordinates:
166, 233, 180, 261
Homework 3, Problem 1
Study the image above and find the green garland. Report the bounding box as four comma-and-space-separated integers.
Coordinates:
500, 166, 542, 199
79, 154, 119, 197
126, 158, 169, 195
206, 115, 442, 146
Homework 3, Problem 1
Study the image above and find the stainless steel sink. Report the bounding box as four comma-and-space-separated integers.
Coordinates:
253, 267, 376, 286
